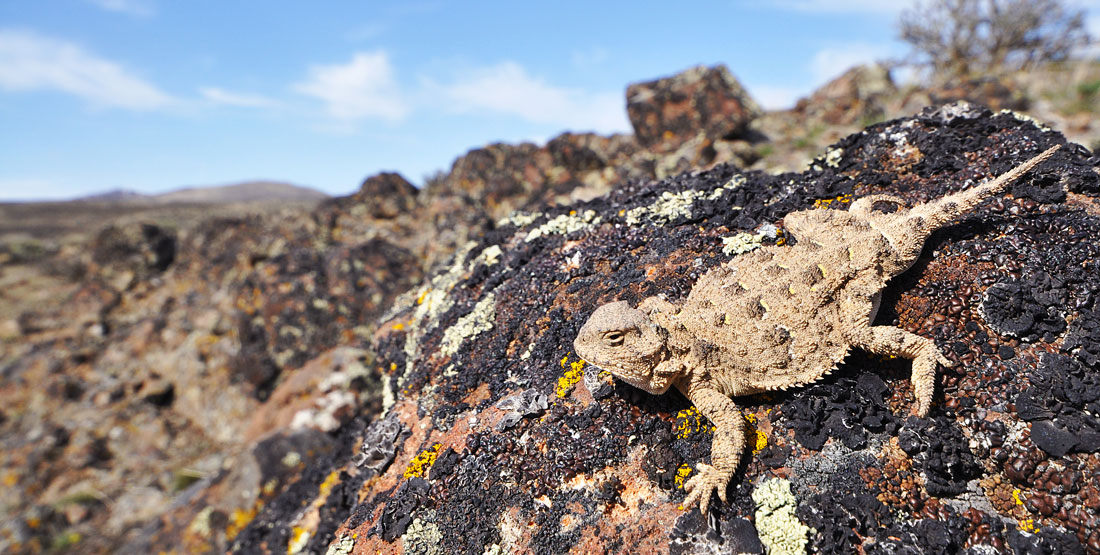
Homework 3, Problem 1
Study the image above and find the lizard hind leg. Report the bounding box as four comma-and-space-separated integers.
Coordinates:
851, 325, 952, 417
849, 194, 909, 219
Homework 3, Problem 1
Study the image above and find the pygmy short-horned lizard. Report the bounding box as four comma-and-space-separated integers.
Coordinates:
574, 144, 1061, 514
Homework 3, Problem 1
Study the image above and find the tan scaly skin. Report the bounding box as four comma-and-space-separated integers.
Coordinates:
573, 145, 1061, 514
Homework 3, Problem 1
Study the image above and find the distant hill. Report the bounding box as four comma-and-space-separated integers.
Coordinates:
76, 181, 329, 204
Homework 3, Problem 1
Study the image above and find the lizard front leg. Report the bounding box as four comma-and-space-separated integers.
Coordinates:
679, 385, 747, 514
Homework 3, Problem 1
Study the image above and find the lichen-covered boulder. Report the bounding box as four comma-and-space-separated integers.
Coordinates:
217, 104, 1100, 554
90, 222, 177, 289
793, 63, 896, 126
627, 64, 762, 154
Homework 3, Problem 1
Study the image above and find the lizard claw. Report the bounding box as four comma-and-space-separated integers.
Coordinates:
682, 463, 731, 515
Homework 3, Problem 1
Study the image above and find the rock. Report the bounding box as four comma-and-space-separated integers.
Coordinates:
928, 76, 1031, 112
426, 132, 645, 223
627, 64, 762, 153
322, 172, 419, 221
794, 63, 896, 126
203, 106, 1099, 554
4, 57, 1100, 555
90, 222, 177, 285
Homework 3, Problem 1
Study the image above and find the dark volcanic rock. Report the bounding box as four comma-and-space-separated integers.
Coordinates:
793, 63, 896, 126
331, 172, 419, 220
91, 222, 177, 286
627, 64, 762, 153
196, 105, 1100, 554
5, 80, 1100, 554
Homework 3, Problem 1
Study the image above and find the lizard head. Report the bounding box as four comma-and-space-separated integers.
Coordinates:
573, 300, 674, 394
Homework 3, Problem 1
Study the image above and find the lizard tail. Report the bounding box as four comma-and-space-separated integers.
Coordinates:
885, 144, 1061, 266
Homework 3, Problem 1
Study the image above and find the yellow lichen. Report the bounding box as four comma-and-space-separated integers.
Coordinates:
745, 413, 768, 455
287, 526, 310, 555
404, 443, 442, 479
556, 355, 586, 398
676, 406, 715, 439
674, 463, 693, 489
1012, 487, 1025, 505
319, 469, 341, 499
226, 503, 261, 540
813, 193, 853, 209
754, 430, 768, 454
1018, 517, 1037, 532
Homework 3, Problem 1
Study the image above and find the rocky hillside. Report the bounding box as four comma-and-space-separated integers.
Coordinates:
1, 63, 1099, 554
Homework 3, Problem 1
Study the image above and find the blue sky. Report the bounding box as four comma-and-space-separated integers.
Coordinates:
1, 1, 1097, 201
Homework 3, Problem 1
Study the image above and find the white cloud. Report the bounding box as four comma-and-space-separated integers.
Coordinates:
1085, 12, 1100, 58
437, 61, 630, 133
85, 0, 154, 17
199, 86, 279, 108
0, 177, 67, 201
810, 43, 891, 85
749, 84, 805, 110
292, 51, 408, 122
0, 29, 173, 110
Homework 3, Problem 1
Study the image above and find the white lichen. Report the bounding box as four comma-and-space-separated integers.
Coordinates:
525, 210, 601, 242
440, 293, 497, 357
823, 147, 843, 168
752, 478, 813, 555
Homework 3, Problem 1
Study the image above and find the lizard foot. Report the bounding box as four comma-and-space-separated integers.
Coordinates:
682, 463, 730, 515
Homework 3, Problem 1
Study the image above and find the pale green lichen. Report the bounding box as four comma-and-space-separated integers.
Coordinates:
187, 506, 215, 538
402, 512, 443, 555
625, 175, 745, 226
280, 451, 301, 467
752, 478, 812, 555
440, 293, 497, 357
823, 147, 843, 168
380, 372, 395, 413
721, 231, 764, 256
472, 245, 502, 268
497, 211, 541, 228
323, 534, 355, 555
525, 210, 601, 242
390, 243, 476, 393
998, 109, 1053, 131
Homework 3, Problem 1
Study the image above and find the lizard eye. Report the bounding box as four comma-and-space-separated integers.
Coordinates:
603, 330, 625, 347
